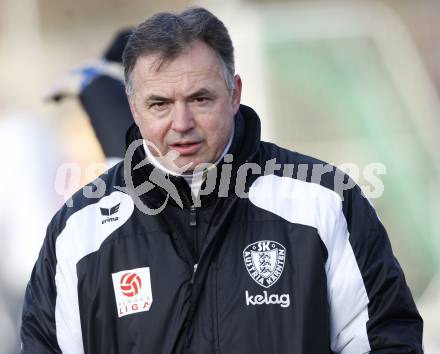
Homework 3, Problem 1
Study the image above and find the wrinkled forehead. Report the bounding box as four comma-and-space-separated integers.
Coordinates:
131, 42, 226, 94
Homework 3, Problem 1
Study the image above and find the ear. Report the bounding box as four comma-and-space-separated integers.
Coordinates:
127, 94, 141, 126
231, 74, 242, 114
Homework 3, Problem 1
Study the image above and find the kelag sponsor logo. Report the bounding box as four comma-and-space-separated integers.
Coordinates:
245, 290, 290, 308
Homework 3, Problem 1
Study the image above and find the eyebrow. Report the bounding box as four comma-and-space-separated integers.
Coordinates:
145, 88, 215, 104
186, 88, 214, 100
146, 95, 171, 102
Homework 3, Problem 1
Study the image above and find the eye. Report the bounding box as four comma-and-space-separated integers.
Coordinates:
194, 96, 210, 104
149, 102, 169, 111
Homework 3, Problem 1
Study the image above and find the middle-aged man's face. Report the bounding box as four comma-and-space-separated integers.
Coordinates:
128, 40, 242, 174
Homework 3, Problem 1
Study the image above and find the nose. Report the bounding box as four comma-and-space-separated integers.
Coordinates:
171, 103, 195, 133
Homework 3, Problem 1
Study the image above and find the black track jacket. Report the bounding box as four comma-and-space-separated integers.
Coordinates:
21, 105, 423, 353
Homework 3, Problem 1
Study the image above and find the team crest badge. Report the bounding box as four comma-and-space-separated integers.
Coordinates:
243, 240, 286, 288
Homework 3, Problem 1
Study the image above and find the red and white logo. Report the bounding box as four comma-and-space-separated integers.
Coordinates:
120, 272, 142, 297
112, 267, 153, 317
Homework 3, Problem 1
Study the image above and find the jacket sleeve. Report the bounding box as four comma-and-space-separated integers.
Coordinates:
328, 183, 423, 353
20, 222, 62, 354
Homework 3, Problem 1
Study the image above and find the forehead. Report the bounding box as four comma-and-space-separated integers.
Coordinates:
131, 41, 225, 94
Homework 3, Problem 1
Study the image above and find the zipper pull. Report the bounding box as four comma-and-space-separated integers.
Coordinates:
189, 205, 197, 227
191, 263, 198, 284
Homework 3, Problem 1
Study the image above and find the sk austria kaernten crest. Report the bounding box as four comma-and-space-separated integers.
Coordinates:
243, 240, 286, 288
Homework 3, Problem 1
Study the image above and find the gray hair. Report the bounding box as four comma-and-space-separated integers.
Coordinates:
122, 7, 235, 97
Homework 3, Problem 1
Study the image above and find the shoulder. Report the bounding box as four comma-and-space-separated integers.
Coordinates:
48, 161, 132, 240
258, 141, 355, 195
253, 142, 371, 226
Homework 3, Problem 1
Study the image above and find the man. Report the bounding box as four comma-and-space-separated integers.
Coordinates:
47, 29, 133, 165
21, 7, 423, 354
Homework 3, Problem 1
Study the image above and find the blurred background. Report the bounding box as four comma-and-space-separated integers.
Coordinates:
1, 0, 439, 352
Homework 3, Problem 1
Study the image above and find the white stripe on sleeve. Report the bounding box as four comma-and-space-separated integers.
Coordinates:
55, 191, 134, 354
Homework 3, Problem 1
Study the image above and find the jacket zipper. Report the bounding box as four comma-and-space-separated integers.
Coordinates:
190, 205, 198, 283
191, 263, 198, 284
190, 205, 197, 226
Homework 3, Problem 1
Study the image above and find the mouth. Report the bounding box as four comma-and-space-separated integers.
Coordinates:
169, 141, 202, 155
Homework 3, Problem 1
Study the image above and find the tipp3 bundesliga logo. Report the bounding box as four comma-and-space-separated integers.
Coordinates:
112, 267, 153, 317
243, 240, 290, 308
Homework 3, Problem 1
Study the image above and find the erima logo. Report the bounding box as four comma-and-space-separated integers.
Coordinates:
243, 240, 286, 288
100, 203, 120, 224
245, 290, 290, 308
112, 267, 153, 317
